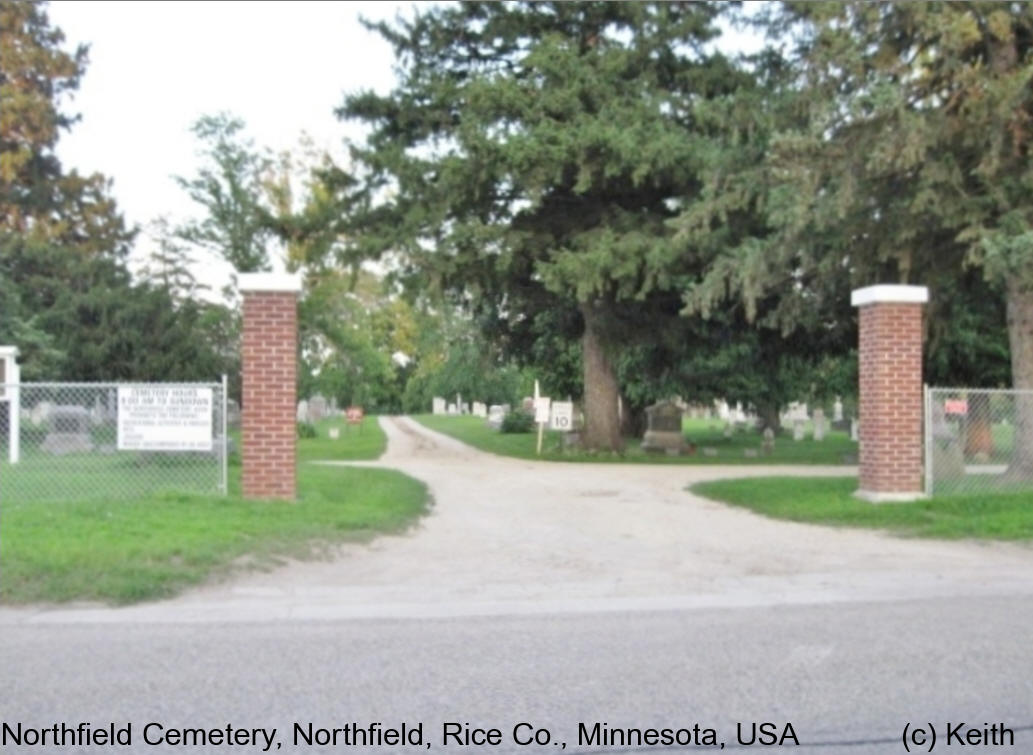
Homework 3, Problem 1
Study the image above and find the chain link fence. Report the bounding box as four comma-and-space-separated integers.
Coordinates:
925, 387, 1033, 497
0, 381, 228, 503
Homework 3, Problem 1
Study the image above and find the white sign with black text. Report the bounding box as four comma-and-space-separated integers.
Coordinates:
117, 385, 213, 451
549, 401, 574, 432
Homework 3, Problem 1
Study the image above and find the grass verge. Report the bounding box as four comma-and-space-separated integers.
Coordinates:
692, 476, 1033, 540
297, 415, 387, 462
0, 417, 426, 604
414, 414, 856, 465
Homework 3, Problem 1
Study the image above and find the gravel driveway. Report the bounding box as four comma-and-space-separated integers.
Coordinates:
4, 415, 1032, 624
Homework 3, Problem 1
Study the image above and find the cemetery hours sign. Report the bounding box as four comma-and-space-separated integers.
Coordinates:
117, 386, 213, 451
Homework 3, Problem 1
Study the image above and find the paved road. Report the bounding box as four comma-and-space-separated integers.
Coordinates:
3, 597, 1032, 753
3, 417, 1033, 752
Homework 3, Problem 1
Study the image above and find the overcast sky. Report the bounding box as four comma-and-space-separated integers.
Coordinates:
49, 0, 414, 287
48, 1, 762, 292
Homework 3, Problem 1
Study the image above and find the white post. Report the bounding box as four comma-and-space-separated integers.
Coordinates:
0, 347, 20, 464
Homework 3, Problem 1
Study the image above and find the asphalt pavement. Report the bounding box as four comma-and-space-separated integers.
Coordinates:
4, 595, 1032, 753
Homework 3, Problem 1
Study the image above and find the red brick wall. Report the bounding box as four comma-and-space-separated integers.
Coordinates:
241, 291, 297, 500
857, 301, 924, 495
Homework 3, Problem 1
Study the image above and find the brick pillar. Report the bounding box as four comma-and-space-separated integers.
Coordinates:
239, 273, 302, 500
851, 284, 929, 502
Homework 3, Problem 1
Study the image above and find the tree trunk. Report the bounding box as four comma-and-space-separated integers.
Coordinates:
581, 302, 623, 452
1006, 276, 1033, 476
964, 393, 993, 461
758, 402, 782, 435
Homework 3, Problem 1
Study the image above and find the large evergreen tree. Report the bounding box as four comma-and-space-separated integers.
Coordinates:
339, 1, 746, 450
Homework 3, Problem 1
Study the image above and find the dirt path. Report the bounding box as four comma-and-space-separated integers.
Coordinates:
8, 416, 1033, 623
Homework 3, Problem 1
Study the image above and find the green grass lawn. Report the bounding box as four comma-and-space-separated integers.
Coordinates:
413, 414, 857, 465
0, 415, 427, 604
692, 476, 1033, 540
297, 415, 387, 462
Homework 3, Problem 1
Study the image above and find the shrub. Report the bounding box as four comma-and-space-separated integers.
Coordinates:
500, 409, 535, 434
297, 422, 318, 439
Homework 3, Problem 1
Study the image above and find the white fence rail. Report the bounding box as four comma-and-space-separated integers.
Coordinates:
0, 380, 228, 503
925, 386, 1033, 497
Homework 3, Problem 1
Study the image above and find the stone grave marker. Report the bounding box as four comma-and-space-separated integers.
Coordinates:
296, 399, 309, 423
447, 403, 458, 415
762, 427, 775, 455
41, 406, 94, 455
743, 448, 759, 458
309, 395, 327, 422
813, 408, 826, 441
833, 397, 844, 423
793, 419, 805, 441
461, 402, 470, 415
472, 401, 487, 418
432, 397, 446, 415
227, 398, 241, 429
850, 418, 859, 442
486, 404, 506, 429
641, 400, 685, 453
328, 427, 340, 440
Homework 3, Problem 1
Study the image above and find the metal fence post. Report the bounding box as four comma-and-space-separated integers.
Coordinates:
221, 373, 229, 496
924, 383, 933, 497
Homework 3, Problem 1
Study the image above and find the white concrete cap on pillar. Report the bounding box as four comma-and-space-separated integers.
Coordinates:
238, 272, 303, 293
851, 284, 929, 307
0, 345, 19, 359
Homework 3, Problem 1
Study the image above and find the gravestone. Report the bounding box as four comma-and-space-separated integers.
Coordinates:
447, 403, 458, 415
850, 418, 859, 442
472, 401, 487, 418
833, 397, 844, 423
328, 427, 340, 440
813, 408, 826, 441
486, 404, 506, 429
432, 397, 446, 415
744, 448, 759, 458
227, 398, 241, 429
786, 402, 809, 423
309, 395, 328, 422
30, 400, 53, 427
715, 399, 730, 421
296, 399, 309, 423
641, 400, 685, 453
461, 402, 470, 415
762, 427, 775, 455
793, 419, 805, 441
41, 406, 94, 455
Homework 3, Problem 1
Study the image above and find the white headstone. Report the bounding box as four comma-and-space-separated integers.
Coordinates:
296, 399, 309, 423
472, 401, 487, 418
716, 400, 730, 421
461, 402, 470, 415
432, 397, 447, 415
447, 403, 458, 415
309, 395, 327, 422
787, 402, 809, 423
833, 397, 844, 423
328, 427, 340, 440
487, 404, 506, 429
793, 419, 805, 441
850, 418, 859, 442
813, 408, 826, 441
